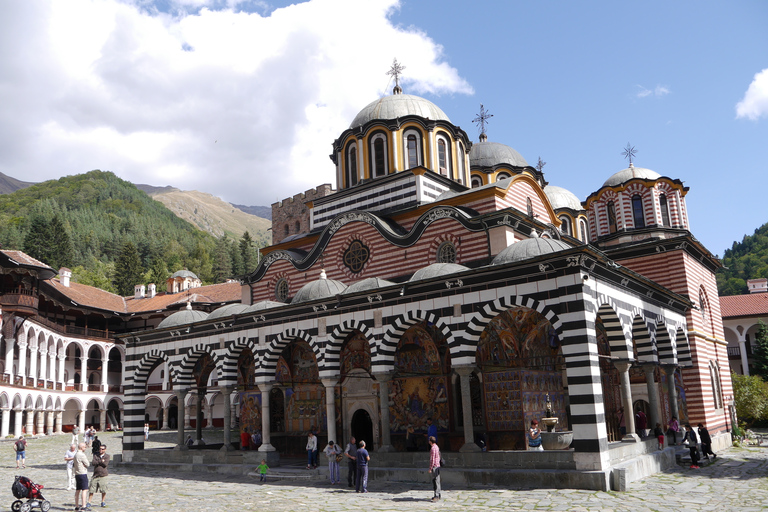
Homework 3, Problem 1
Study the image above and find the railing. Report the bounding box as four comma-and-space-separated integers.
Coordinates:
87, 384, 102, 392
0, 374, 8, 384
28, 315, 112, 341
108, 385, 122, 393
0, 289, 38, 314
147, 384, 163, 392
727, 346, 741, 357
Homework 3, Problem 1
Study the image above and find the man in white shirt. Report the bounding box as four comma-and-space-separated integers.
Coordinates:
64, 444, 76, 491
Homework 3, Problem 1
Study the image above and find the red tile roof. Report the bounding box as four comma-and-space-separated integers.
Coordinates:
719, 293, 768, 318
1, 250, 53, 270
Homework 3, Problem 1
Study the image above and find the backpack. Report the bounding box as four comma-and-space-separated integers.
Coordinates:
12, 476, 28, 499
14, 440, 25, 452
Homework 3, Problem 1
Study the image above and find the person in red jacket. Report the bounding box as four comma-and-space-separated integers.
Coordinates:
240, 428, 250, 450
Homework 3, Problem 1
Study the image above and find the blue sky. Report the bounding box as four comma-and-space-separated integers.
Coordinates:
1, 0, 766, 258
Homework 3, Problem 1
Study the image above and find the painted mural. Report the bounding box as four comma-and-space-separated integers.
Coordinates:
284, 385, 325, 433
597, 316, 622, 442
237, 350, 255, 388
275, 341, 319, 383
389, 322, 450, 433
239, 391, 262, 435
483, 370, 567, 431
340, 331, 371, 376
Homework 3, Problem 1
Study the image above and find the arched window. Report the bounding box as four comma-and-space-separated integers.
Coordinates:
457, 142, 465, 184
579, 219, 589, 243
436, 241, 456, 263
371, 133, 387, 177
559, 216, 571, 236
345, 142, 358, 188
607, 201, 617, 234
659, 193, 671, 227
632, 194, 645, 228
526, 197, 533, 217
295, 220, 301, 233
404, 129, 423, 169
496, 172, 511, 181
284, 224, 290, 237
471, 175, 483, 188
436, 134, 452, 178
275, 278, 289, 302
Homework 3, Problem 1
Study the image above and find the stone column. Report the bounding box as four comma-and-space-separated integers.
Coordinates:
162, 362, 170, 390
642, 363, 662, 432
4, 334, 14, 381
614, 361, 639, 442
35, 409, 44, 435
28, 349, 38, 387
321, 378, 339, 446
120, 363, 126, 392
184, 409, 191, 429
1, 408, 10, 438
204, 399, 214, 430
99, 409, 107, 431
175, 388, 188, 450
25, 408, 34, 435
55, 410, 63, 434
371, 373, 394, 452
80, 357, 87, 391
17, 341, 27, 386
161, 406, 170, 430
662, 364, 680, 421
39, 348, 47, 387
58, 355, 66, 389
220, 386, 234, 451
13, 408, 23, 438
737, 338, 750, 376
257, 382, 276, 453
230, 399, 237, 427
46, 410, 54, 435
78, 409, 86, 433
101, 354, 109, 392
456, 366, 481, 452
49, 349, 57, 384
195, 392, 204, 443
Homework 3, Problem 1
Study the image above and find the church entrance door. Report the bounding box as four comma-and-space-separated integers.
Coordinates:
351, 409, 374, 451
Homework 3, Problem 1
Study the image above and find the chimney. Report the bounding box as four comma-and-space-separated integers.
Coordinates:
748, 278, 768, 294
147, 283, 156, 298
59, 268, 72, 287
134, 284, 146, 299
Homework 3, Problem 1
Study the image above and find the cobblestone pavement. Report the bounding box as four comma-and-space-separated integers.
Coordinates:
3, 431, 767, 512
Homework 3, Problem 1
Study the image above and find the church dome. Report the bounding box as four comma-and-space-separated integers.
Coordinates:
342, 277, 395, 294
350, 94, 450, 129
410, 263, 469, 282
492, 238, 572, 265
170, 269, 198, 279
244, 300, 286, 312
157, 304, 209, 329
470, 141, 528, 168
207, 303, 249, 320
291, 270, 347, 304
602, 164, 660, 188
545, 186, 584, 211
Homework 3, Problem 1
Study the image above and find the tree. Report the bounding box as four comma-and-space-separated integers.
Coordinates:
240, 231, 257, 275
731, 372, 768, 426
214, 236, 233, 283
751, 321, 768, 380
113, 242, 143, 296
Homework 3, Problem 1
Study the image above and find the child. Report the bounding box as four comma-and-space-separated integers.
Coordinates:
256, 459, 269, 482
527, 420, 543, 451
654, 422, 665, 450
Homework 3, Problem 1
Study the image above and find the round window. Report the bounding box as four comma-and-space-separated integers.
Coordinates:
275, 278, 289, 302
343, 240, 370, 273
436, 242, 456, 263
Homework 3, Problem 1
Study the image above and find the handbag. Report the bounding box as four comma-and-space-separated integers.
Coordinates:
335, 454, 344, 463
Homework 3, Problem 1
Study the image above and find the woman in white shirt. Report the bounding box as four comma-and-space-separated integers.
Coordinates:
323, 440, 342, 484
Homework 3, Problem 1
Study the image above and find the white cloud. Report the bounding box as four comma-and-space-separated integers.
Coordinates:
636, 85, 670, 99
0, 0, 473, 206
736, 68, 768, 121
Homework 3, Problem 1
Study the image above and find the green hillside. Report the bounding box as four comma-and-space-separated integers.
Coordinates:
0, 170, 259, 294
717, 222, 768, 296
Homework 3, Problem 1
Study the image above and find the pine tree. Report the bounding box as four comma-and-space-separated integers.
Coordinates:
214, 236, 233, 282
751, 321, 768, 380
113, 241, 144, 296
240, 231, 255, 275
23, 215, 52, 265
46, 215, 74, 270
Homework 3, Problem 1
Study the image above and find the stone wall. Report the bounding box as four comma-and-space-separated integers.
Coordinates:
271, 184, 335, 245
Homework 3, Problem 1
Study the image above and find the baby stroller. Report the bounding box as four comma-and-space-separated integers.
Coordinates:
11, 475, 51, 512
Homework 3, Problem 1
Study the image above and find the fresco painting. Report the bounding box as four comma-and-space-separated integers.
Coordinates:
284, 385, 325, 433
388, 375, 449, 433
340, 331, 371, 376
238, 391, 262, 435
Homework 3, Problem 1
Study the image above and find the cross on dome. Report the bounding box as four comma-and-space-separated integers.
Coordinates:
387, 58, 406, 94
473, 104, 493, 142
622, 143, 638, 166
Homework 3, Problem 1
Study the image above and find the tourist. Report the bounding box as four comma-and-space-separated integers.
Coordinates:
72, 425, 80, 444
654, 423, 665, 450
698, 423, 717, 460
251, 429, 262, 450
73, 442, 90, 511
355, 440, 370, 493
306, 431, 317, 469
310, 425, 320, 467
682, 424, 700, 469
144, 423, 149, 441
405, 425, 418, 452
323, 440, 342, 484
425, 418, 437, 445
344, 436, 357, 488
87, 443, 110, 508
256, 459, 269, 482
91, 435, 101, 455
617, 407, 626, 437
635, 409, 647, 437
668, 417, 680, 445
427, 435, 442, 502
84, 426, 92, 447
65, 443, 77, 490
528, 420, 543, 451
14, 435, 26, 469
185, 435, 194, 447
240, 428, 250, 451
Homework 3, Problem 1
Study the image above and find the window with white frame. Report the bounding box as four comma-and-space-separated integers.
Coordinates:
659, 193, 671, 227
370, 133, 388, 177
559, 216, 571, 236
436, 133, 452, 178
579, 219, 589, 243
496, 172, 511, 181
404, 129, 423, 169
632, 194, 645, 228
345, 142, 358, 188
471, 175, 483, 188
457, 142, 465, 184
607, 201, 617, 234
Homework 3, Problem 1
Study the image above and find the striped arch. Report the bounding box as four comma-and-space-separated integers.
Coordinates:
219, 336, 260, 386
632, 314, 657, 363
655, 320, 677, 365
674, 328, 692, 367
325, 319, 375, 370
131, 350, 175, 390
597, 303, 632, 361
377, 310, 453, 369
257, 328, 317, 380
463, 295, 563, 345
176, 342, 223, 388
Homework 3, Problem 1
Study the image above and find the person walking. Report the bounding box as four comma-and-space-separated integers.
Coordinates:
428, 435, 442, 502
306, 431, 317, 469
72, 425, 80, 445
87, 443, 110, 508
256, 459, 269, 482
143, 423, 149, 441
73, 442, 90, 511
65, 443, 77, 491
527, 420, 543, 451
14, 435, 26, 469
682, 424, 700, 469
344, 436, 357, 488
698, 423, 717, 460
240, 428, 250, 451
668, 416, 680, 445
91, 436, 101, 456
324, 440, 342, 484
355, 440, 370, 493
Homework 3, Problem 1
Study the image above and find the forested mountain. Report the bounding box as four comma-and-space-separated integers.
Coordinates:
0, 171, 35, 194
0, 170, 262, 295
717, 222, 768, 296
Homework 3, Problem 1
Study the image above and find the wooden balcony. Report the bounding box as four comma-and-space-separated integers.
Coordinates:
0, 289, 38, 316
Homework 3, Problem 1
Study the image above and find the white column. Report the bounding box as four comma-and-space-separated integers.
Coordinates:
204, 399, 214, 429
614, 361, 639, 442
322, 378, 338, 447
28, 348, 38, 387
80, 357, 87, 391
391, 132, 399, 172
49, 349, 57, 384
99, 409, 106, 431
17, 341, 27, 386
738, 337, 750, 376
356, 137, 364, 182
371, 373, 394, 452
39, 348, 47, 387
3, 336, 14, 381
25, 408, 34, 435
257, 382, 276, 453
78, 409, 86, 433
120, 359, 126, 390
13, 408, 23, 438
162, 362, 170, 390
58, 355, 66, 389
35, 409, 44, 434
45, 411, 54, 435
220, 386, 234, 451
55, 410, 63, 434
101, 353, 109, 392
161, 406, 170, 430
456, 366, 481, 452
428, 130, 435, 170
1, 408, 10, 437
